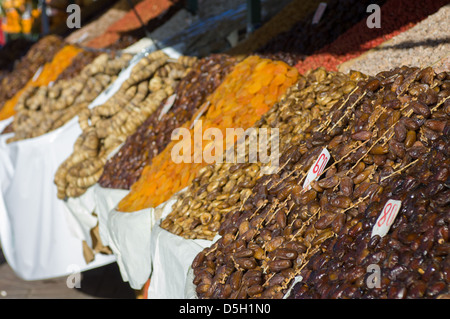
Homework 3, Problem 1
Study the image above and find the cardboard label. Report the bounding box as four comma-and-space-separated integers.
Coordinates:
371, 199, 402, 238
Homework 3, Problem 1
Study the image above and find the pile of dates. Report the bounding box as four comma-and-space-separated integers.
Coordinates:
161, 68, 365, 240
98, 54, 237, 190
191, 65, 450, 299
289, 132, 449, 299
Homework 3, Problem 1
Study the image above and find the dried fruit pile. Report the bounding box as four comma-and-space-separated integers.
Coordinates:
5, 53, 133, 142
289, 133, 449, 299
55, 50, 100, 82
257, 0, 386, 66
295, 0, 449, 73
0, 35, 65, 119
54, 51, 197, 199
191, 66, 449, 299
161, 68, 365, 240
117, 56, 298, 212
98, 54, 237, 190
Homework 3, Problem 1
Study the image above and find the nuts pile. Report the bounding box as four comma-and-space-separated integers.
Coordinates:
98, 54, 237, 190
6, 53, 133, 142
191, 66, 449, 299
161, 68, 364, 240
54, 51, 197, 199
289, 133, 449, 299
116, 56, 298, 212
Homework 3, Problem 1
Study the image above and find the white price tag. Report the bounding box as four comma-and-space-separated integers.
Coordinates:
312, 3, 327, 24
32, 66, 43, 81
190, 101, 210, 129
158, 94, 177, 120
371, 199, 402, 238
283, 275, 303, 299
303, 148, 330, 190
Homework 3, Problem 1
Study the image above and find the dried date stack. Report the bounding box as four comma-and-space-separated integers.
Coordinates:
191, 65, 450, 299
289, 131, 449, 299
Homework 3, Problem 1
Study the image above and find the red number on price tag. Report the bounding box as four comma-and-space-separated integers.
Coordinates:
313, 153, 328, 174
371, 199, 402, 238
303, 148, 330, 190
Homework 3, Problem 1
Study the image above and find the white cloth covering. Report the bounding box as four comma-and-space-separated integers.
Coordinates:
0, 117, 114, 280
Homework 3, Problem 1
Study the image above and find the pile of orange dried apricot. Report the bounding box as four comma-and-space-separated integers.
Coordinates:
117, 55, 298, 212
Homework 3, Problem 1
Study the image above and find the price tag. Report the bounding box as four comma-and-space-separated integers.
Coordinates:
371, 199, 402, 238
190, 101, 210, 129
32, 66, 43, 81
283, 275, 303, 299
303, 147, 330, 190
312, 3, 327, 24
158, 94, 176, 120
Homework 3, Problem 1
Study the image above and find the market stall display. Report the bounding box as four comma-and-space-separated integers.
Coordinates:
1, 48, 101, 135
98, 54, 238, 190
160, 68, 365, 241
191, 65, 449, 299
54, 50, 197, 199
116, 55, 299, 212
5, 52, 133, 142
0, 35, 64, 117
0, 42, 82, 121
0, 0, 448, 301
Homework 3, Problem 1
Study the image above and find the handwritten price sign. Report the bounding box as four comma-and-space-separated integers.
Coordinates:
303, 148, 330, 190
371, 199, 402, 238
